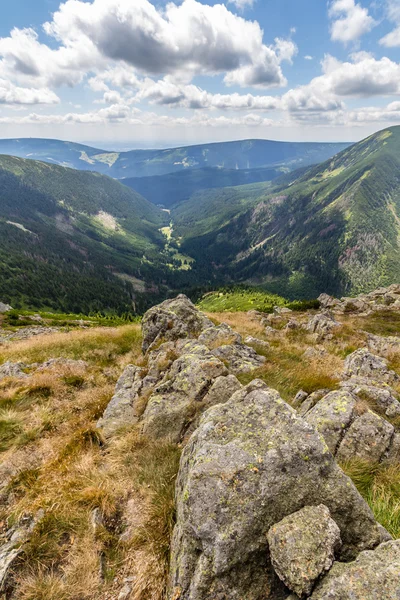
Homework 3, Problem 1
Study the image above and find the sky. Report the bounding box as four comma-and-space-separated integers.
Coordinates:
1, 0, 400, 148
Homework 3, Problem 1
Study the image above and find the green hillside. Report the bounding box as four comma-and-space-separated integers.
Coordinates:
176, 127, 400, 298
0, 138, 350, 179
0, 155, 171, 314
122, 166, 281, 208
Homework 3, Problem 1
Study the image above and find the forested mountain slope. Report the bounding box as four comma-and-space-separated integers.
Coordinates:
0, 155, 169, 313
177, 127, 400, 298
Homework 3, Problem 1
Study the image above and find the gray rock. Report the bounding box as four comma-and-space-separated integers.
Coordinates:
340, 379, 400, 417
0, 302, 12, 314
306, 312, 341, 340
284, 319, 300, 331
293, 390, 308, 408
298, 389, 332, 417
366, 332, 400, 357
212, 343, 266, 374
198, 324, 242, 349
274, 306, 292, 315
336, 410, 394, 463
384, 432, 400, 464
142, 343, 228, 442
343, 348, 399, 385
36, 358, 88, 371
244, 336, 271, 351
0, 361, 27, 381
268, 505, 341, 598
310, 540, 400, 599
141, 295, 213, 353
201, 375, 242, 408
305, 391, 356, 455
265, 326, 279, 337
97, 365, 147, 436
169, 385, 380, 600
303, 346, 328, 360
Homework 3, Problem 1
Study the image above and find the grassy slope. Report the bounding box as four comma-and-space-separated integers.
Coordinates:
0, 156, 170, 313
177, 127, 400, 298
0, 303, 399, 599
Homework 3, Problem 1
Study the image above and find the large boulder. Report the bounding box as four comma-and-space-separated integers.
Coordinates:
0, 302, 12, 314
267, 505, 341, 598
340, 379, 400, 418
211, 343, 266, 374
336, 410, 394, 464
198, 324, 242, 349
141, 341, 228, 442
169, 383, 380, 600
343, 348, 399, 385
141, 295, 214, 353
310, 540, 400, 599
366, 332, 400, 357
306, 312, 341, 340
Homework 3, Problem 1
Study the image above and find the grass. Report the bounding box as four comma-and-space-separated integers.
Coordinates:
198, 288, 288, 313
341, 460, 400, 538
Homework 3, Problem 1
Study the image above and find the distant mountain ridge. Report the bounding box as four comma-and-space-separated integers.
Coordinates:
0, 137, 350, 180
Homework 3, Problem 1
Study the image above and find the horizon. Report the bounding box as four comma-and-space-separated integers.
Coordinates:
1, 1, 400, 145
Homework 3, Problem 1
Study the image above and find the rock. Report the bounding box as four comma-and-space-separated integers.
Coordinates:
169, 384, 380, 600
265, 326, 279, 337
336, 410, 394, 464
97, 365, 146, 436
267, 505, 341, 598
292, 390, 308, 408
284, 319, 300, 331
141, 295, 213, 353
384, 432, 400, 463
318, 294, 338, 309
340, 379, 400, 418
343, 348, 399, 385
212, 343, 266, 374
142, 343, 228, 442
377, 524, 393, 543
201, 375, 242, 408
297, 389, 332, 417
0, 361, 27, 381
274, 306, 292, 315
304, 391, 356, 455
118, 581, 134, 600
366, 332, 400, 357
306, 312, 341, 340
0, 302, 12, 314
198, 324, 242, 349
310, 540, 400, 599
36, 358, 88, 371
244, 336, 271, 351
303, 346, 328, 360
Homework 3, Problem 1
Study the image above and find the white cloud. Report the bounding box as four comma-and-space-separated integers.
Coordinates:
329, 0, 376, 44
228, 0, 255, 10
304, 55, 314, 60
380, 0, 400, 47
40, 0, 292, 89
0, 78, 59, 105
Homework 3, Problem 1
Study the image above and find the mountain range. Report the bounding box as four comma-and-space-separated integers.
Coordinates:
0, 138, 349, 179
1, 127, 400, 311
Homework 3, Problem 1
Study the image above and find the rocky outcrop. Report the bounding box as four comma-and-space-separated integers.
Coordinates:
267, 505, 341, 598
310, 540, 400, 599
169, 383, 380, 600
318, 284, 400, 314
343, 348, 399, 384
0, 302, 12, 314
141, 295, 214, 353
0, 361, 27, 381
98, 298, 266, 441
305, 312, 341, 341
0, 326, 61, 344
366, 332, 400, 357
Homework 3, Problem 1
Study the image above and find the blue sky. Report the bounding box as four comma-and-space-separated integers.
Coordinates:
1, 0, 400, 147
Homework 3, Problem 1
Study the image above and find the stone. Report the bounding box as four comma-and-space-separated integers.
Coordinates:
212, 343, 266, 374
36, 358, 88, 371
303, 346, 328, 360
201, 375, 242, 408
306, 312, 341, 340
97, 365, 147, 436
384, 432, 400, 464
340, 379, 400, 418
0, 302, 12, 313
265, 326, 279, 337
267, 505, 341, 598
343, 348, 399, 385
310, 540, 400, 599
244, 336, 271, 351
198, 324, 242, 349
336, 410, 394, 463
142, 344, 228, 442
297, 390, 332, 417
169, 385, 380, 600
274, 306, 292, 315
141, 295, 213, 353
0, 361, 27, 381
284, 319, 300, 331
292, 390, 308, 408
366, 332, 400, 357
304, 391, 356, 455
318, 294, 338, 309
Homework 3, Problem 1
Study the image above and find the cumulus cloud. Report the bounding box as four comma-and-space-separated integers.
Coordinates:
41, 0, 293, 88
380, 0, 400, 47
0, 78, 59, 105
329, 0, 376, 44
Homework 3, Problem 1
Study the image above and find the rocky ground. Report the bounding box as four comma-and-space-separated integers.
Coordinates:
0, 289, 400, 599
